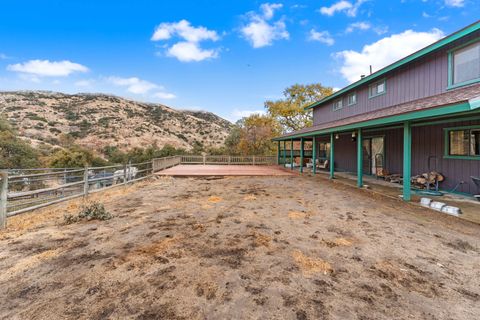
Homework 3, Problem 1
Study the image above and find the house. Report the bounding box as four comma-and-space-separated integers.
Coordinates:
274, 21, 480, 200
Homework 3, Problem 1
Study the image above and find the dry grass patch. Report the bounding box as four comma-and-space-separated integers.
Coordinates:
207, 196, 222, 203
292, 250, 333, 275
323, 237, 355, 248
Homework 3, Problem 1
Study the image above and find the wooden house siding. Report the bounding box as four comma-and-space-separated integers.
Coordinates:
313, 31, 480, 126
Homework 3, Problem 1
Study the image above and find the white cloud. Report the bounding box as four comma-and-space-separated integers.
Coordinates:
231, 109, 266, 121
445, 0, 464, 7
75, 79, 94, 87
320, 0, 367, 17
107, 76, 158, 94
346, 21, 371, 33
153, 91, 176, 100
151, 20, 220, 62
7, 59, 88, 77
167, 41, 218, 62
240, 3, 289, 48
308, 30, 335, 46
336, 28, 444, 83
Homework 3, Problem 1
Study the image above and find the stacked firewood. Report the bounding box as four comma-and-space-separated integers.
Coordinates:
384, 174, 402, 184
411, 171, 444, 189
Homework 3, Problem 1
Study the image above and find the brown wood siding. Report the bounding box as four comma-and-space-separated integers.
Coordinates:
313, 31, 480, 126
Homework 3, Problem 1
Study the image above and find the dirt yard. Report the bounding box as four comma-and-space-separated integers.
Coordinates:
0, 175, 479, 320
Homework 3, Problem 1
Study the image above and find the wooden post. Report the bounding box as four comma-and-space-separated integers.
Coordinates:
403, 122, 412, 201
253, 155, 256, 166
203, 154, 206, 165
123, 163, 127, 185
300, 138, 304, 173
312, 137, 317, 175
357, 128, 363, 188
228, 155, 231, 165
277, 141, 280, 165
0, 171, 8, 229
290, 139, 294, 170
283, 141, 286, 167
83, 167, 89, 198
128, 160, 132, 183
329, 133, 335, 179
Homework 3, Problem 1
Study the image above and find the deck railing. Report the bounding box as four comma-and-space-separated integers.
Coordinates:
0, 154, 277, 225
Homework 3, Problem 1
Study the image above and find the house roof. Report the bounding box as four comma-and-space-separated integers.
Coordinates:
304, 20, 480, 111
274, 82, 480, 141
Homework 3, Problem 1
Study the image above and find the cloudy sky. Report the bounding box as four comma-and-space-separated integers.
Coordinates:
0, 0, 478, 121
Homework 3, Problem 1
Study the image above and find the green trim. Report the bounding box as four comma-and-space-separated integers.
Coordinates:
447, 38, 480, 89
412, 112, 480, 127
469, 96, 480, 110
305, 21, 480, 111
403, 122, 412, 202
300, 138, 304, 173
274, 102, 472, 141
329, 133, 335, 179
283, 141, 286, 165
368, 79, 387, 99
312, 136, 317, 174
443, 125, 480, 160
277, 141, 280, 164
357, 129, 363, 187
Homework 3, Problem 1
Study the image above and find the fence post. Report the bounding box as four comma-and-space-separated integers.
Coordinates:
83, 167, 89, 199
127, 160, 132, 184
228, 156, 231, 165
0, 171, 8, 229
203, 155, 206, 165
253, 155, 256, 166
123, 163, 127, 185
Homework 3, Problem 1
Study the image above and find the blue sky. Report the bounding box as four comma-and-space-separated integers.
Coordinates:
0, 0, 478, 121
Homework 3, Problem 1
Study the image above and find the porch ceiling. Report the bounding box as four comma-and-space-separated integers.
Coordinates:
274, 82, 480, 141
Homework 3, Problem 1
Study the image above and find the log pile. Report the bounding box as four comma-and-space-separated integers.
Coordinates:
384, 174, 402, 183
411, 171, 444, 189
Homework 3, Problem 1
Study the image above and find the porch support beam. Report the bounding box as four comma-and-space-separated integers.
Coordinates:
290, 139, 294, 170
283, 141, 286, 167
312, 136, 317, 175
403, 121, 412, 201
277, 141, 280, 165
329, 133, 335, 179
300, 138, 304, 173
357, 128, 363, 188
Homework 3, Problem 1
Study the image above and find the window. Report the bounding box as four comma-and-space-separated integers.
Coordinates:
318, 142, 331, 159
369, 79, 386, 98
450, 41, 480, 87
347, 92, 357, 106
446, 127, 480, 158
333, 99, 343, 111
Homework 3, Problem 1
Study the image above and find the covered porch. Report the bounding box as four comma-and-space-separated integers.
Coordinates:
274, 91, 480, 203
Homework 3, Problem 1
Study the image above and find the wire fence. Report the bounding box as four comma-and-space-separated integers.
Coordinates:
0, 154, 278, 228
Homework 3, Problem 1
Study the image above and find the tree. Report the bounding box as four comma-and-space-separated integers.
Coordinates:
0, 117, 41, 169
265, 83, 333, 133
236, 114, 280, 155
48, 147, 107, 168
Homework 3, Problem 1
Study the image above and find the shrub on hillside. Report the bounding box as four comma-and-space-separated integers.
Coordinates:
64, 202, 112, 224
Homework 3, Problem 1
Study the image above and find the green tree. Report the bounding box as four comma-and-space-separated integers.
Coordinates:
0, 117, 41, 169
265, 83, 333, 132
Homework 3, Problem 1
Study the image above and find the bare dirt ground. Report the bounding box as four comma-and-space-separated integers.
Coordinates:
0, 175, 479, 320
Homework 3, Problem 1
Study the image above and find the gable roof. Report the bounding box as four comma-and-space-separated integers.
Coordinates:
275, 82, 480, 140
305, 20, 480, 111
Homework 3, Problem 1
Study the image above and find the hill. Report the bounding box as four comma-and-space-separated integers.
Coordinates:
0, 91, 232, 152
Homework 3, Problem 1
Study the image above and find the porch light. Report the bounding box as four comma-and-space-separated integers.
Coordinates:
335, 134, 339, 140
352, 132, 356, 138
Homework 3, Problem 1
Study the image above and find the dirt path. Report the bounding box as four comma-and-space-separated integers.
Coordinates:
0, 175, 479, 320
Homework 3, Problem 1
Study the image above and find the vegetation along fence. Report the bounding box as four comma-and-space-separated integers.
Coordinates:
0, 155, 277, 227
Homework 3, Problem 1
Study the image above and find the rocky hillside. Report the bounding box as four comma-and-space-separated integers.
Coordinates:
0, 91, 232, 151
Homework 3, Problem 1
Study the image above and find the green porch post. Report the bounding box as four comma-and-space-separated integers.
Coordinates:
300, 138, 304, 173
312, 136, 317, 175
329, 133, 335, 179
283, 141, 286, 166
277, 141, 280, 165
403, 121, 412, 201
357, 128, 363, 188
290, 139, 294, 170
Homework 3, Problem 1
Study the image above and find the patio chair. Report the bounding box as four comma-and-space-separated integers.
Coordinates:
317, 159, 329, 169
471, 176, 480, 201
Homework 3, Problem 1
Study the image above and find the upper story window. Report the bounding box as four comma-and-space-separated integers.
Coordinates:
368, 79, 386, 98
347, 92, 357, 106
333, 99, 343, 111
450, 40, 480, 88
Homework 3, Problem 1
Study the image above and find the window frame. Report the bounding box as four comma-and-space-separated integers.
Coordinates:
368, 79, 387, 99
347, 92, 357, 106
332, 98, 344, 111
447, 38, 480, 90
443, 125, 480, 160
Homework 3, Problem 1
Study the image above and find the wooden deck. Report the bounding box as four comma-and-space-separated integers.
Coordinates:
156, 165, 295, 176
